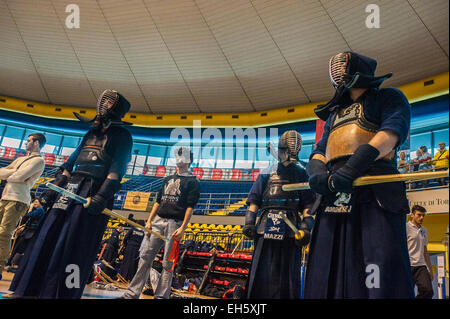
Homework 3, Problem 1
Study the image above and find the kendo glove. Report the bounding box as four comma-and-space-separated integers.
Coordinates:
87, 178, 121, 215
298, 216, 315, 246
306, 158, 333, 195
242, 210, 257, 239
40, 169, 68, 209
329, 144, 380, 193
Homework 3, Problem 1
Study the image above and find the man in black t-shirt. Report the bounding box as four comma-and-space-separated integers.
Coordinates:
120, 147, 200, 299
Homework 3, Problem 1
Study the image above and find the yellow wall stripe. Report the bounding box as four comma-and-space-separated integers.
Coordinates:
0, 72, 448, 128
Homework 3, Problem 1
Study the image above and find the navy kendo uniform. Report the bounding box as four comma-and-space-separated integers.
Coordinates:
101, 227, 123, 265
303, 52, 415, 299
7, 202, 45, 268
243, 131, 315, 299
10, 90, 133, 299
119, 226, 145, 281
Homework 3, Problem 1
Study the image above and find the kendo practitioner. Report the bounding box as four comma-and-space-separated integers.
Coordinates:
101, 225, 124, 265
119, 221, 145, 281
303, 52, 414, 298
8, 89, 133, 299
7, 198, 46, 270
243, 130, 315, 299
119, 147, 200, 299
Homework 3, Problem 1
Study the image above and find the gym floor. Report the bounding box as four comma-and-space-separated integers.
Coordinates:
0, 272, 139, 299
0, 271, 216, 299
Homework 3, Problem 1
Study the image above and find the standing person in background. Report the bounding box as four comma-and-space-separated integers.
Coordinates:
397, 151, 410, 174
102, 225, 124, 265
119, 221, 145, 282
7, 197, 46, 271
432, 142, 449, 186
0, 133, 45, 281
417, 146, 432, 187
410, 149, 422, 189
407, 205, 434, 299
412, 149, 421, 172
119, 147, 200, 299
418, 146, 432, 170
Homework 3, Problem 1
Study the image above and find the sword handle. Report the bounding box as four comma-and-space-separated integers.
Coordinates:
84, 197, 91, 208
294, 230, 305, 241
281, 213, 304, 241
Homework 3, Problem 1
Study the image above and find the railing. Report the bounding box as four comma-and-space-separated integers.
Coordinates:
194, 193, 248, 215
403, 167, 449, 190
113, 190, 248, 216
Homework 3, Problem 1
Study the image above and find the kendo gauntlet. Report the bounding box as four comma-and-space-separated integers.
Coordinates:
242, 210, 257, 239
329, 144, 380, 193
306, 158, 333, 195
87, 178, 121, 215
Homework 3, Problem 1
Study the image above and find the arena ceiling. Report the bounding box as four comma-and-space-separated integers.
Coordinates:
0, 0, 448, 115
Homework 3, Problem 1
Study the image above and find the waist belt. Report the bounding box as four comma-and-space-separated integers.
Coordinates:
327, 157, 394, 172
73, 164, 108, 179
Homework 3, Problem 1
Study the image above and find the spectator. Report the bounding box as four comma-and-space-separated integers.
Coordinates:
418, 146, 432, 171
406, 205, 434, 299
432, 142, 449, 186
0, 133, 46, 280
101, 225, 124, 265
119, 221, 145, 281
6, 197, 46, 271
410, 150, 422, 189
417, 146, 432, 187
397, 151, 410, 173
411, 150, 421, 172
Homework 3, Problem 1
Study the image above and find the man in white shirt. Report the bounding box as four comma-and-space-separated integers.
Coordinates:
0, 133, 45, 279
406, 205, 434, 299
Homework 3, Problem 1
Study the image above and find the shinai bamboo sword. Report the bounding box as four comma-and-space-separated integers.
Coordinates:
282, 169, 449, 192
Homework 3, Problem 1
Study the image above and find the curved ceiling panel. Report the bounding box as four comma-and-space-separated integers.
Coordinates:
0, 0, 448, 114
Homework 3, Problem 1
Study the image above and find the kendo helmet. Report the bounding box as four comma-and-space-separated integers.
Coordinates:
73, 89, 132, 126
96, 89, 130, 121
277, 130, 302, 166
315, 52, 393, 121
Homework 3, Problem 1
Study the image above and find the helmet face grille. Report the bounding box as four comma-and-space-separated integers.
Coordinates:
285, 131, 302, 156
329, 52, 351, 88
97, 90, 119, 117
279, 130, 302, 160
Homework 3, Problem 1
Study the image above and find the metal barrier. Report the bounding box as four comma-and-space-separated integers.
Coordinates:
405, 167, 449, 190
194, 192, 248, 215
114, 190, 248, 216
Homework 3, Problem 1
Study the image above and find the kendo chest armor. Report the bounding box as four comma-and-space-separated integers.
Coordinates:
261, 172, 300, 211
73, 132, 112, 178
325, 102, 395, 163
257, 171, 300, 237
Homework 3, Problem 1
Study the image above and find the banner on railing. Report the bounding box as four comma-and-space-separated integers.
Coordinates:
0, 146, 69, 166
124, 191, 151, 211
1, 145, 261, 182
142, 164, 260, 182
